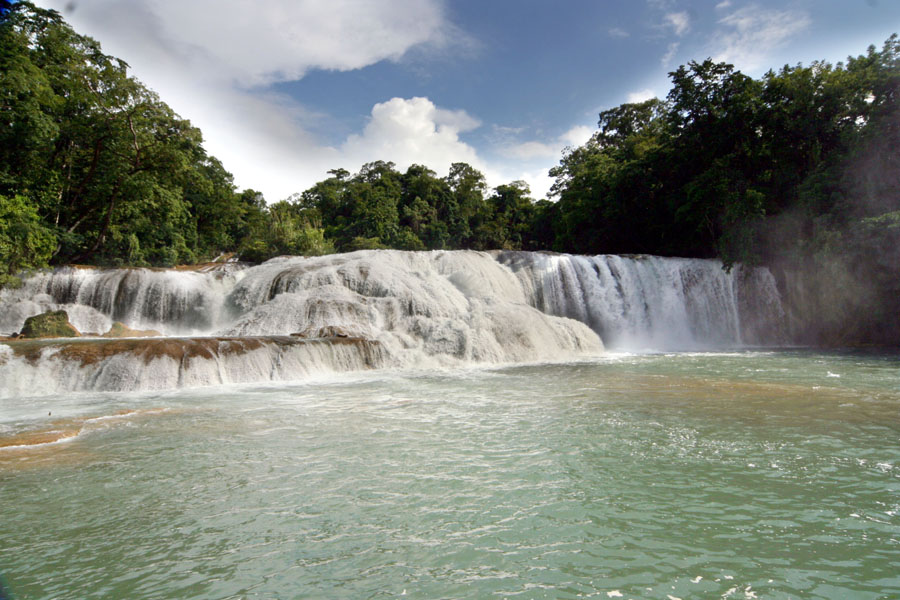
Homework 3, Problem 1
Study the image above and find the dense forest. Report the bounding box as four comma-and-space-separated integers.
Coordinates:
1, 3, 899, 341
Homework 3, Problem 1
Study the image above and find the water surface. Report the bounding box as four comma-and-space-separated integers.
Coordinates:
2, 351, 899, 599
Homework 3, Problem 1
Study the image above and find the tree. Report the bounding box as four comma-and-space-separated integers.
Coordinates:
238, 199, 334, 262
444, 162, 488, 247
0, 2, 261, 266
472, 181, 536, 250
0, 194, 56, 287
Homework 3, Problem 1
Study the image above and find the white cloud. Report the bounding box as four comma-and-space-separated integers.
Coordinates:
500, 125, 594, 160
341, 97, 482, 171
503, 141, 559, 161
560, 125, 594, 148
492, 125, 527, 137
487, 125, 594, 199
608, 27, 630, 39
715, 0, 733, 10
513, 168, 555, 201
52, 0, 459, 87
30, 0, 586, 203
711, 5, 812, 71
662, 42, 680, 66
664, 11, 691, 36
627, 89, 657, 103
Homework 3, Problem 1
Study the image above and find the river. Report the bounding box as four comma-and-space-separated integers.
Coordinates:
2, 350, 898, 599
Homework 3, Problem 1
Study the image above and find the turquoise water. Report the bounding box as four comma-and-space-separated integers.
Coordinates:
1, 351, 899, 599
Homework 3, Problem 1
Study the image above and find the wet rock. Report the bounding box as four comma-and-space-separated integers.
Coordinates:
20, 310, 80, 339
102, 322, 162, 338
291, 325, 354, 338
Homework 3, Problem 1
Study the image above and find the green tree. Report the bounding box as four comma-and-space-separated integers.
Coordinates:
444, 162, 488, 247
0, 194, 56, 287
0, 2, 260, 267
471, 181, 536, 250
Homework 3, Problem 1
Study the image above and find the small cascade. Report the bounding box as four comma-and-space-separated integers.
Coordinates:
0, 266, 243, 336
0, 337, 385, 397
497, 251, 787, 350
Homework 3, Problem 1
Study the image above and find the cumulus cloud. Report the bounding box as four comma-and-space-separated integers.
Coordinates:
31, 0, 599, 203
514, 168, 555, 200
560, 125, 594, 148
473, 124, 593, 199
501, 125, 595, 160
52, 0, 459, 87
341, 97, 482, 171
711, 4, 812, 71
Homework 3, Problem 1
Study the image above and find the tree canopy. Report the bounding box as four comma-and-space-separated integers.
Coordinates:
0, 1, 266, 270
548, 36, 900, 269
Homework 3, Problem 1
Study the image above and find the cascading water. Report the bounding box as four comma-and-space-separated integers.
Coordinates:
219, 251, 598, 365
0, 337, 385, 397
0, 250, 788, 395
0, 265, 242, 336
497, 251, 786, 350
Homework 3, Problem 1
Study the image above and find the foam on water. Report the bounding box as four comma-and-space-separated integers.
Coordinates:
221, 251, 598, 365
0, 338, 387, 397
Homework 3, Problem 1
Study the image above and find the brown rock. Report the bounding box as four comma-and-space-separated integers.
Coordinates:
102, 322, 162, 338
291, 325, 354, 338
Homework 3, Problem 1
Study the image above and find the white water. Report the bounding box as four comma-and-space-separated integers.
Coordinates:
0, 264, 241, 336
0, 250, 788, 395
497, 251, 786, 350
0, 338, 385, 397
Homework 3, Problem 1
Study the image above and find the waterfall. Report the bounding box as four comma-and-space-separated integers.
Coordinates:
0, 265, 242, 336
0, 250, 788, 395
218, 251, 600, 365
0, 337, 385, 397
496, 251, 787, 350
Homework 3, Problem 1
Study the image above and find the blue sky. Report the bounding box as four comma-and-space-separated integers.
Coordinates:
35, 0, 900, 202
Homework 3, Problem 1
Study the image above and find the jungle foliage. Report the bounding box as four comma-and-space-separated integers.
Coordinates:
0, 1, 266, 272
549, 37, 900, 269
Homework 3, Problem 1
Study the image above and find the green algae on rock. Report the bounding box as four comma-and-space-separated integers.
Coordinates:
102, 322, 162, 338
20, 311, 80, 339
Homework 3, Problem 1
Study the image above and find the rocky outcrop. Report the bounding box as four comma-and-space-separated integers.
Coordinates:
20, 310, 80, 338
291, 325, 354, 338
102, 322, 162, 338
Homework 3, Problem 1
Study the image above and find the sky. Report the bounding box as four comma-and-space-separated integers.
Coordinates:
34, 0, 900, 202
